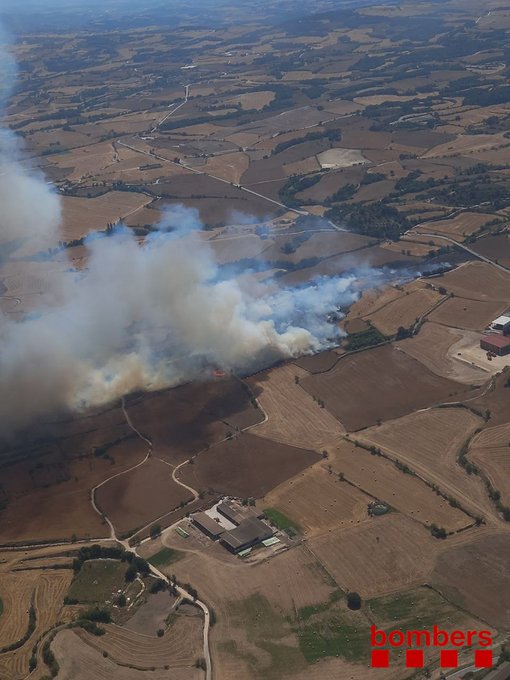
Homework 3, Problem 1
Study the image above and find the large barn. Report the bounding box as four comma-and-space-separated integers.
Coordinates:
480, 334, 510, 356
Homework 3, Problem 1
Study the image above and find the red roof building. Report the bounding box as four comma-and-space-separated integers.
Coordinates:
480, 334, 510, 356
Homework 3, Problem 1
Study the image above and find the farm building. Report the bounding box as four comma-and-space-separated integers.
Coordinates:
220, 517, 273, 554
192, 512, 225, 540
489, 315, 510, 334
480, 334, 510, 356
217, 501, 245, 526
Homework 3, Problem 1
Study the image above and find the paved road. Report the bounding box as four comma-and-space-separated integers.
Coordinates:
413, 232, 510, 273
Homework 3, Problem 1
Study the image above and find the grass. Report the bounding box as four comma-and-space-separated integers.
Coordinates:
297, 589, 343, 621
67, 559, 127, 604
263, 508, 300, 535
368, 587, 468, 631
297, 612, 371, 664
147, 547, 184, 568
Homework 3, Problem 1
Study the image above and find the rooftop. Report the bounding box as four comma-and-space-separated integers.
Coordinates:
491, 315, 510, 326
192, 512, 225, 537
220, 517, 273, 551
481, 333, 510, 349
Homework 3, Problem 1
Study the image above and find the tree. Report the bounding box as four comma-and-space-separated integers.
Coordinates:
125, 564, 137, 582
157, 629, 164, 637
150, 524, 162, 539
346, 592, 362, 610
116, 593, 126, 607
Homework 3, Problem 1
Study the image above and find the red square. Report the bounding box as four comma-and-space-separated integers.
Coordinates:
406, 649, 424, 668
440, 650, 458, 668
371, 650, 389, 668
475, 650, 493, 668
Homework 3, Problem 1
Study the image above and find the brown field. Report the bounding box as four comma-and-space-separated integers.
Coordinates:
204, 152, 250, 183
382, 240, 438, 257
467, 369, 510, 427
227, 91, 275, 110
0, 572, 40, 648
357, 408, 495, 519
276, 231, 373, 263
309, 514, 440, 597
431, 262, 510, 301
261, 464, 372, 537
471, 445, 510, 506
52, 629, 203, 680
125, 378, 264, 465
293, 349, 343, 373
207, 233, 273, 265
366, 286, 443, 335
471, 233, 510, 267
345, 285, 404, 321
61, 192, 152, 241
300, 345, 477, 431
180, 431, 319, 498
428, 296, 506, 331
283, 155, 321, 176
95, 457, 193, 535
422, 132, 509, 158
431, 532, 510, 629
247, 364, 345, 450
415, 212, 496, 238
396, 321, 489, 384
330, 438, 471, 530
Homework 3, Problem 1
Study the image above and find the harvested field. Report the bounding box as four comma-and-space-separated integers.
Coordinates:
316, 148, 368, 169
431, 532, 510, 629
261, 464, 372, 537
427, 296, 506, 331
52, 629, 202, 680
330, 439, 471, 530
366, 286, 443, 336
466, 369, 510, 427
125, 379, 264, 464
95, 457, 192, 535
433, 262, 510, 301
357, 408, 494, 519
300, 345, 476, 431
293, 350, 342, 374
396, 321, 489, 384
180, 432, 319, 498
415, 212, 496, 238
204, 152, 250, 183
0, 572, 38, 648
227, 91, 275, 110
207, 233, 273, 265
275, 231, 373, 262
309, 514, 440, 598
471, 445, 510, 506
422, 132, 509, 158
471, 233, 510, 268
61, 192, 152, 241
247, 364, 345, 449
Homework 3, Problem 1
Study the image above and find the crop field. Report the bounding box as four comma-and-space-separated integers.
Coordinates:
434, 262, 510, 301
415, 211, 496, 238
396, 321, 489, 384
180, 432, 319, 499
330, 438, 471, 531
300, 345, 477, 431
365, 286, 443, 336
0, 572, 39, 648
356, 408, 494, 519
471, 445, 510, 506
428, 296, 506, 331
247, 365, 345, 450
95, 457, 193, 536
431, 532, 510, 629
61, 192, 152, 241
261, 464, 372, 537
471, 233, 510, 267
52, 629, 203, 680
309, 514, 441, 598
204, 152, 250, 183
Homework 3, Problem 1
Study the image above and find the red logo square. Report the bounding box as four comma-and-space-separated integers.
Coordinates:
406, 649, 424, 668
440, 650, 458, 668
371, 650, 389, 668
475, 650, 493, 668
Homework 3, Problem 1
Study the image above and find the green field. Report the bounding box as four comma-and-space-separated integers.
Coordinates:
67, 560, 127, 604
297, 611, 370, 664
263, 508, 300, 534
147, 547, 184, 568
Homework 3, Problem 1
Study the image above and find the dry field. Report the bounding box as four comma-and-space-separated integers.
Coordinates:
428, 296, 506, 331
309, 514, 440, 597
204, 152, 250, 183
300, 345, 476, 431
432, 262, 510, 301
261, 464, 372, 537
95, 457, 193, 535
366, 286, 443, 335
422, 132, 510, 158
180, 432, 319, 499
470, 422, 510, 505
74, 615, 203, 669
277, 231, 373, 262
0, 572, 39, 648
61, 192, 152, 241
227, 91, 275, 110
415, 211, 496, 238
316, 148, 368, 169
471, 233, 510, 267
52, 629, 203, 680
0, 570, 73, 680
330, 438, 471, 531
344, 285, 404, 321
396, 321, 489, 384
382, 240, 438, 257
356, 408, 495, 519
247, 364, 345, 450
431, 532, 510, 629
